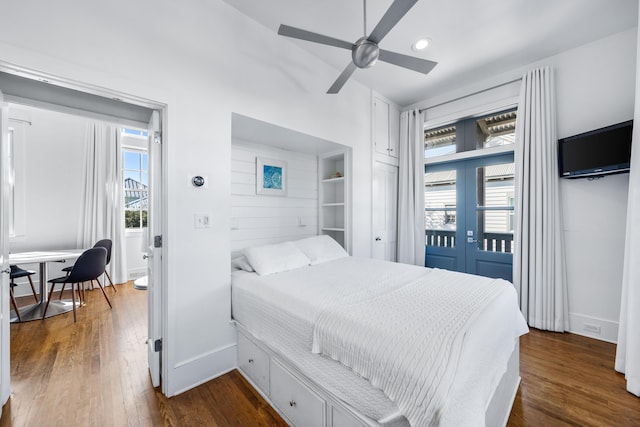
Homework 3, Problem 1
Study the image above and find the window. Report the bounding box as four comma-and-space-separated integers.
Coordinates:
123, 149, 148, 229
424, 109, 517, 158
425, 124, 457, 158
444, 204, 456, 226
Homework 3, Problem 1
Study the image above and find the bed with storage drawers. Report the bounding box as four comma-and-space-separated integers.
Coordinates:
231, 236, 528, 427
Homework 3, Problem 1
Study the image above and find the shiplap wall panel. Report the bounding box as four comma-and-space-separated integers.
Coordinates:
231, 141, 318, 252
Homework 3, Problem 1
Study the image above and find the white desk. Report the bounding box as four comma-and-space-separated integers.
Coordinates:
9, 250, 85, 322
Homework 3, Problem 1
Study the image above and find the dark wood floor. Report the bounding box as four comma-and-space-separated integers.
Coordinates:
508, 329, 640, 427
2, 283, 638, 426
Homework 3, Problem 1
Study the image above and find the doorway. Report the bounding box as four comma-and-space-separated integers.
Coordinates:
0, 66, 167, 405
425, 152, 515, 281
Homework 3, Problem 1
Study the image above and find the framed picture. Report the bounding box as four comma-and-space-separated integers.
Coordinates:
256, 157, 287, 196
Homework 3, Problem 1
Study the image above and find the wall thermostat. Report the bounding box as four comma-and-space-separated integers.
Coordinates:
192, 175, 205, 187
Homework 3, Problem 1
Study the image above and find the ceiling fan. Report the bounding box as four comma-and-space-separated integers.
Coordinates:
277, 0, 437, 94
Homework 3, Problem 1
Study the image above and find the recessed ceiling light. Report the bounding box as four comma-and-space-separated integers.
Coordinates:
412, 38, 431, 51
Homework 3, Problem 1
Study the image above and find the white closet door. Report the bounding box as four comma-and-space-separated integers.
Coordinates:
372, 161, 398, 261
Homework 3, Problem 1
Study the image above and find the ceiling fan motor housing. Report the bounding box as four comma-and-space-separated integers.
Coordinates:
352, 37, 379, 69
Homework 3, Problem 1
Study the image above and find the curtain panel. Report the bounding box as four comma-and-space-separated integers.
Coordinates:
615, 9, 640, 396
397, 109, 425, 266
77, 122, 128, 284
513, 67, 568, 332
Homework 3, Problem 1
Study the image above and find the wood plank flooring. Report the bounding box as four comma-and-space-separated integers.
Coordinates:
2, 283, 639, 426
508, 329, 640, 426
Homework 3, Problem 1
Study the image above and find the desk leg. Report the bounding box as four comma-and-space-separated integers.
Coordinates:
40, 261, 47, 304
10, 261, 79, 322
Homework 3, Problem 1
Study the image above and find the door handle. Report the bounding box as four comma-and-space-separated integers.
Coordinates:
143, 253, 152, 260
375, 237, 382, 241
466, 237, 477, 244
1, 268, 10, 274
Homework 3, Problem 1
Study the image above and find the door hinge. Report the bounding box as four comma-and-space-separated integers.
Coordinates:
154, 339, 162, 352
154, 235, 162, 248
153, 130, 162, 144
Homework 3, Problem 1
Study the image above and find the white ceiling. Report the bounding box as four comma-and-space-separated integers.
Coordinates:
222, 0, 638, 107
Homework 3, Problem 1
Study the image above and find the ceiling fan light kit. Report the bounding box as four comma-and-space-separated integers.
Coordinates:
277, 0, 437, 94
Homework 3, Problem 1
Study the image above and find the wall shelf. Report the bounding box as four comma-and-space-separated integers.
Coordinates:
319, 150, 350, 252
320, 177, 345, 184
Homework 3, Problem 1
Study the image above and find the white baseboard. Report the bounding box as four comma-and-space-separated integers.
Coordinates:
568, 313, 618, 343
128, 269, 147, 280
168, 343, 237, 397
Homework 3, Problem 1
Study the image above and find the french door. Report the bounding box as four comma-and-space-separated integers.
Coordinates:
146, 111, 162, 388
425, 153, 515, 281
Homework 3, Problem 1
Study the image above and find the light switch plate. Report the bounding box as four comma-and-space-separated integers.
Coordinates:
194, 214, 210, 228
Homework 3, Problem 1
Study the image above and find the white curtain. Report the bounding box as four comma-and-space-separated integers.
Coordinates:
77, 122, 127, 285
397, 109, 425, 266
615, 14, 640, 396
513, 67, 568, 332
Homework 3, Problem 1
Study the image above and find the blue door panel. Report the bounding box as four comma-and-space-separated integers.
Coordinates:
425, 252, 458, 271
475, 257, 513, 282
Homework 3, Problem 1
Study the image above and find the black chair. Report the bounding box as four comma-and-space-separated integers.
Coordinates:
44, 247, 112, 322
60, 239, 116, 297
9, 265, 39, 321
10, 265, 39, 302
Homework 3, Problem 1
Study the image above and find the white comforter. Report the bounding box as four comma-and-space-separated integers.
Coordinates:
232, 257, 528, 426
312, 268, 512, 427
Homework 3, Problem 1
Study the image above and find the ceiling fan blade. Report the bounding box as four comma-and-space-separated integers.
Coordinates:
327, 62, 358, 94
278, 24, 354, 50
378, 49, 437, 75
368, 0, 419, 44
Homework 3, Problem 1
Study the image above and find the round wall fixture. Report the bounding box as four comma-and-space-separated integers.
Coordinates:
192, 175, 205, 187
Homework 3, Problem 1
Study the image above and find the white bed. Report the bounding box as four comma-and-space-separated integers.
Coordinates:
232, 237, 528, 427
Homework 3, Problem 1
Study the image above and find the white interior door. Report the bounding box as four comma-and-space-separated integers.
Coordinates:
0, 90, 10, 410
372, 161, 398, 261
146, 111, 162, 388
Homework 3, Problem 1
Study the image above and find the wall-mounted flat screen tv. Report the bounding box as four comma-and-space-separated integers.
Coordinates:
558, 120, 633, 178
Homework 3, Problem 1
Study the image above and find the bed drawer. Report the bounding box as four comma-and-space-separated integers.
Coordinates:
238, 332, 270, 394
331, 406, 367, 427
270, 359, 326, 427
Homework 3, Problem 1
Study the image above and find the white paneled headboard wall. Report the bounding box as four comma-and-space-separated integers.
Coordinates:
231, 140, 318, 253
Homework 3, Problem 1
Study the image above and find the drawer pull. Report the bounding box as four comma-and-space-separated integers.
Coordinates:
248, 358, 254, 363
289, 400, 296, 407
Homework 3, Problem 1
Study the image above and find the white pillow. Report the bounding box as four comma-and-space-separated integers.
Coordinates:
242, 241, 310, 276
294, 235, 349, 265
231, 255, 254, 272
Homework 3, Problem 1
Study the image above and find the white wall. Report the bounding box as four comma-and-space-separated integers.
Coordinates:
231, 141, 318, 252
0, 0, 374, 396
8, 106, 86, 294
554, 30, 636, 342
412, 28, 637, 343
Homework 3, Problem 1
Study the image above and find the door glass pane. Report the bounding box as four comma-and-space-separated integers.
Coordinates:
425, 169, 456, 248
475, 110, 517, 149
475, 163, 514, 252
425, 124, 456, 158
